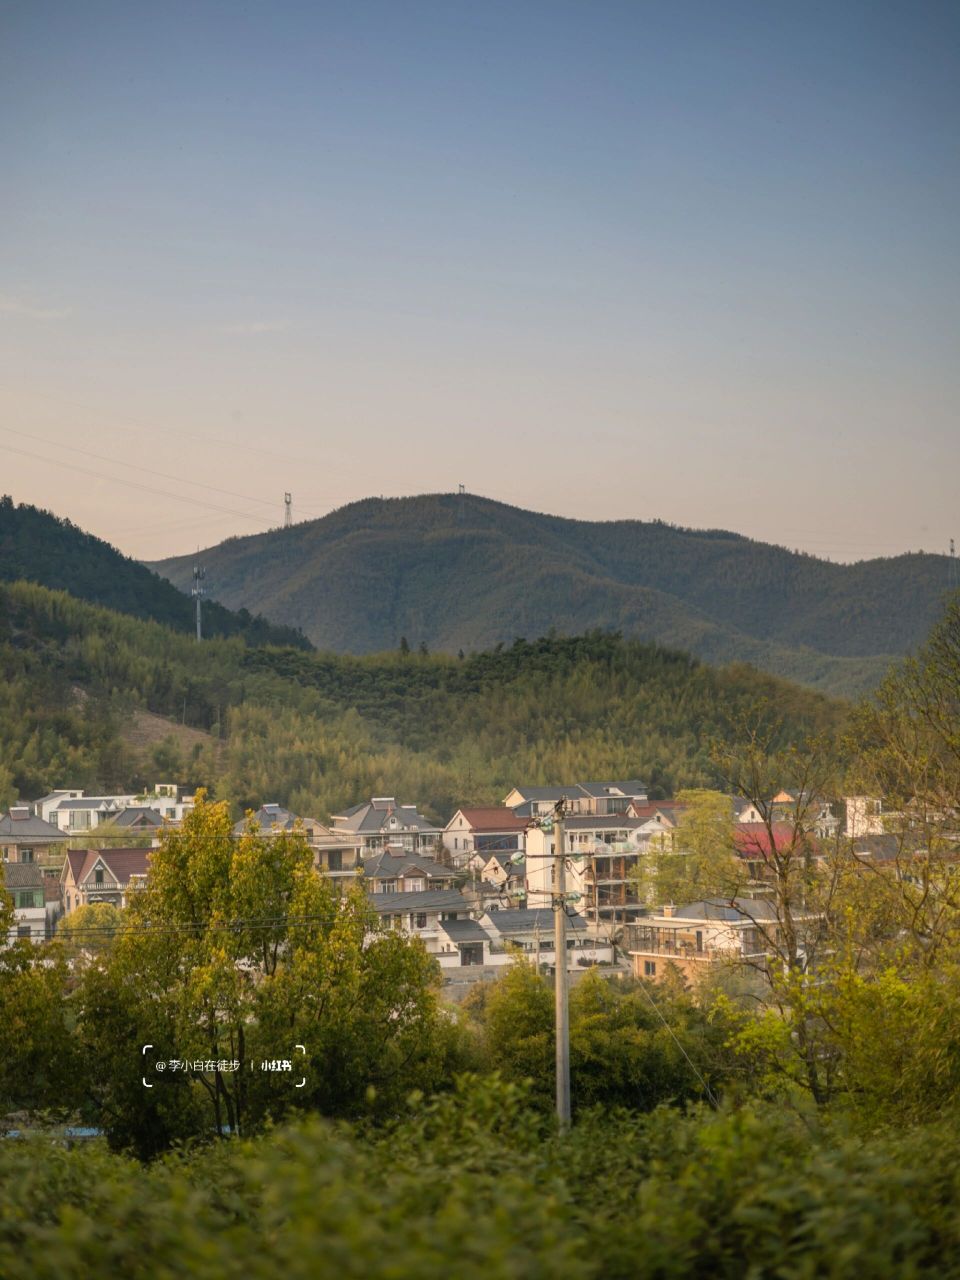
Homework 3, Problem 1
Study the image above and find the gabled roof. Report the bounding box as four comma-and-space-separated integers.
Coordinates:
333, 799, 439, 834
113, 807, 164, 828
0, 811, 66, 841
74, 848, 151, 887
448, 807, 527, 832
361, 852, 450, 881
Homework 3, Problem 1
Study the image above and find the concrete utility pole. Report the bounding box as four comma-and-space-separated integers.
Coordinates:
553, 798, 571, 1129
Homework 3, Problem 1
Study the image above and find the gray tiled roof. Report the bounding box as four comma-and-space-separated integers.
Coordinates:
0, 812, 65, 841
1, 863, 45, 889
487, 908, 587, 935
673, 897, 779, 923
366, 888, 470, 913
439, 918, 490, 943
361, 852, 450, 880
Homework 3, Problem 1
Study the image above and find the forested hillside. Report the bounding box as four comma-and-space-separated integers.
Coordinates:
0, 578, 840, 817
0, 497, 310, 650
151, 494, 951, 696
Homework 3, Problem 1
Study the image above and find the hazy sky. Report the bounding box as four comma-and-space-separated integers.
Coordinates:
2, 0, 957, 562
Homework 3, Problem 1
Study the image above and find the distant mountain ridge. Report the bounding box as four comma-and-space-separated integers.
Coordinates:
0, 497, 311, 649
150, 494, 954, 696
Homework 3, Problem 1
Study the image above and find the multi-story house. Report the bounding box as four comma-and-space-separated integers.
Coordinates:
624, 898, 782, 984
525, 815, 648, 928
330, 797, 441, 857
234, 803, 361, 877
360, 851, 457, 894
42, 786, 195, 834
365, 887, 475, 960
442, 806, 527, 866
60, 848, 151, 915
0, 807, 67, 878
2, 863, 47, 944
503, 780, 648, 819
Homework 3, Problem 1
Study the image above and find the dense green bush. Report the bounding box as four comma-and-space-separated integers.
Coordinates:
2, 1079, 960, 1279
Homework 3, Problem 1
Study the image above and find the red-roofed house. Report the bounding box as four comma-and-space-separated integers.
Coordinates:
443, 807, 527, 868
60, 847, 152, 916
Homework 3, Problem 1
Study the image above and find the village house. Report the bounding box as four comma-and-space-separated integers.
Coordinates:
41, 785, 195, 834
525, 814, 649, 928
360, 850, 457, 893
503, 780, 648, 818
624, 898, 783, 984
364, 887, 474, 958
442, 806, 527, 866
330, 797, 442, 856
60, 847, 151, 915
234, 803, 361, 877
0, 806, 67, 877
2, 862, 47, 944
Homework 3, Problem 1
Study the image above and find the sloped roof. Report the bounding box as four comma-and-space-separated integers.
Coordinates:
486, 908, 587, 935
366, 888, 470, 913
449, 807, 527, 832
0, 811, 66, 841
734, 822, 803, 858
335, 799, 439, 834
361, 852, 450, 881
113, 807, 164, 828
76, 848, 151, 886
439, 918, 490, 944
2, 863, 45, 889
672, 897, 780, 923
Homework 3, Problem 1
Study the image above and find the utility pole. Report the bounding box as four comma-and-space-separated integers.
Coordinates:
534, 919, 541, 976
950, 538, 957, 590
191, 553, 205, 642
553, 797, 571, 1129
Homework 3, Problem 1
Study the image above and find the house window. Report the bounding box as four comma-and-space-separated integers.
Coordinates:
644, 960, 657, 977
95, 869, 104, 885
415, 913, 427, 929
695, 930, 703, 953
20, 848, 34, 863
454, 838, 458, 850
17, 925, 31, 939
327, 850, 342, 872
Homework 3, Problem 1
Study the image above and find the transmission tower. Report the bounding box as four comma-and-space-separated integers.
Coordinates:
191, 553, 206, 642
284, 492, 293, 528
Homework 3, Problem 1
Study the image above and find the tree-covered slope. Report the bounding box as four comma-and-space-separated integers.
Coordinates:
150, 494, 950, 695
0, 497, 310, 650
0, 578, 841, 817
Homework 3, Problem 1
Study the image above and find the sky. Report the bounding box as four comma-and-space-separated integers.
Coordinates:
1, 0, 958, 563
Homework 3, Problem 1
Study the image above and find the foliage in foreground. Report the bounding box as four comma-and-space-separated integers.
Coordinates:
2, 1079, 960, 1280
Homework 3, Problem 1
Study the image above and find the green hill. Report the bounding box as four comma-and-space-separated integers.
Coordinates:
150, 494, 952, 696
0, 578, 841, 818
0, 496, 310, 650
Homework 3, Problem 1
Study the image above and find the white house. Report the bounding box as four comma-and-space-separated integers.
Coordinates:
525, 815, 648, 928
442, 807, 527, 866
331, 797, 441, 856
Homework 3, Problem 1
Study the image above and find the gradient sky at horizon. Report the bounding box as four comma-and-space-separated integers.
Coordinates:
1, 0, 957, 562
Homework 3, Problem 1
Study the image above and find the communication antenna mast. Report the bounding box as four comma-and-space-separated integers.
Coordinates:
284, 492, 293, 528
457, 482, 465, 523
950, 537, 958, 590
191, 552, 205, 642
